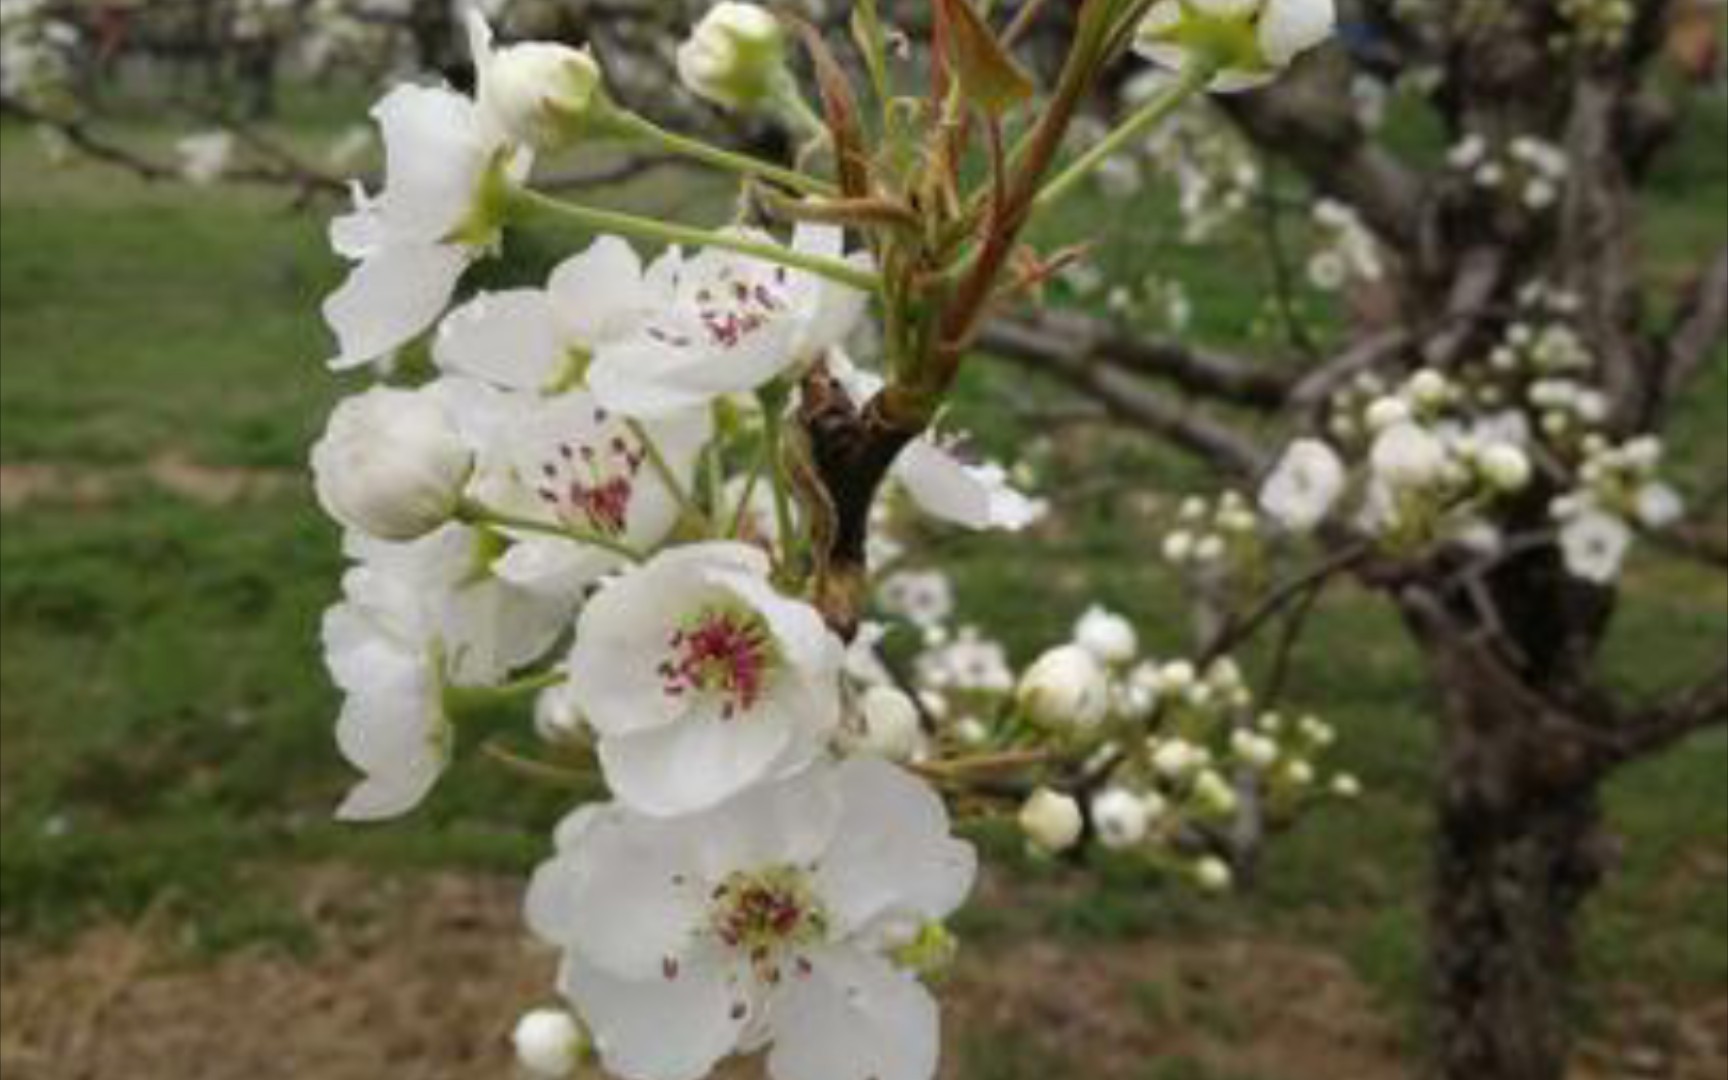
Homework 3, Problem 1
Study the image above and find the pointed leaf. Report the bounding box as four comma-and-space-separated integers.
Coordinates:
935, 0, 1035, 115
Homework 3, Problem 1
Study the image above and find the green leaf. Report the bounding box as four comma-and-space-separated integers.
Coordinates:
936, 0, 1035, 115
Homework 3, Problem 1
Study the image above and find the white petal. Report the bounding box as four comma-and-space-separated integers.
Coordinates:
766, 949, 939, 1080
1258, 0, 1336, 67
590, 316, 800, 418
690, 765, 843, 882
893, 440, 1038, 531
323, 243, 467, 369
434, 289, 566, 389
813, 759, 976, 935
332, 670, 446, 821
598, 707, 795, 817
560, 951, 746, 1080
547, 236, 653, 348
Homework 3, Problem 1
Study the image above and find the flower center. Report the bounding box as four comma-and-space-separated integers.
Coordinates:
531, 404, 645, 535
658, 605, 777, 719
693, 264, 790, 350
708, 866, 826, 982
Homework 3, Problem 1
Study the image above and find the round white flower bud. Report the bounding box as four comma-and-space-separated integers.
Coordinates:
1407, 369, 1449, 409
311, 386, 472, 541
468, 12, 604, 150
1192, 534, 1227, 563
1074, 604, 1139, 665
676, 2, 788, 112
1330, 773, 1362, 799
1364, 396, 1411, 432
1195, 855, 1234, 892
856, 686, 923, 762
1019, 788, 1083, 853
1016, 644, 1110, 729
1297, 715, 1336, 746
1194, 770, 1239, 815
1090, 788, 1151, 849
954, 716, 990, 746
1479, 442, 1532, 492
1162, 530, 1196, 563
1285, 759, 1316, 786
1157, 660, 1197, 694
513, 1008, 584, 1079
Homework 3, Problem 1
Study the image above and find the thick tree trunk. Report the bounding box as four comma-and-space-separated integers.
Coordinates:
1428, 749, 1603, 1080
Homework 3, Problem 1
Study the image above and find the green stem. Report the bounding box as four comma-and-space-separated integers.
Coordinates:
625, 419, 708, 529
1032, 59, 1216, 214
457, 499, 645, 563
508, 187, 881, 295
606, 109, 835, 198
755, 387, 797, 566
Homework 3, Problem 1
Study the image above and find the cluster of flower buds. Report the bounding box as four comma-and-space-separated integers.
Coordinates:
1551, 435, 1683, 583
1448, 132, 1570, 212
996, 612, 1356, 889
1305, 198, 1386, 292
1162, 492, 1262, 568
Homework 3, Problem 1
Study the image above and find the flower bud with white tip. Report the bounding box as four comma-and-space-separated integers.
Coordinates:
1479, 442, 1532, 492
1090, 788, 1151, 849
310, 385, 473, 542
855, 685, 924, 762
512, 1007, 586, 1079
1016, 644, 1110, 729
1135, 0, 1336, 93
676, 3, 789, 113
466, 11, 605, 150
1194, 855, 1234, 891
1020, 787, 1083, 853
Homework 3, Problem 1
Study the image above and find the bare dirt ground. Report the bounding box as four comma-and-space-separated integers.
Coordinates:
0, 455, 296, 510
3, 864, 1721, 1080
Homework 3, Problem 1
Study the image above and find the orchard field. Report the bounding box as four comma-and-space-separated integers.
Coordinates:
1, 87, 1725, 1078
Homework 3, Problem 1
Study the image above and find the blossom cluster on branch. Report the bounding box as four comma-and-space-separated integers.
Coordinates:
301, 1, 1340, 1077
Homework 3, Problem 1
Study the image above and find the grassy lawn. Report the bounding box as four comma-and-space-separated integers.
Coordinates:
0, 88, 1724, 1078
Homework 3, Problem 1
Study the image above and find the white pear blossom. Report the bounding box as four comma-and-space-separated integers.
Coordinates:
513, 1007, 586, 1078
1370, 421, 1449, 489
1258, 438, 1345, 532
676, 2, 788, 112
588, 225, 869, 418
1195, 856, 1234, 891
1135, 0, 1336, 93
1073, 604, 1139, 665
311, 384, 473, 542
466, 10, 604, 150
878, 570, 954, 630
1016, 644, 1110, 729
323, 524, 570, 820
1559, 508, 1631, 584
1019, 788, 1084, 852
914, 627, 1015, 694
473, 387, 711, 596
526, 758, 975, 1080
322, 82, 521, 369
1634, 482, 1683, 529
565, 541, 844, 816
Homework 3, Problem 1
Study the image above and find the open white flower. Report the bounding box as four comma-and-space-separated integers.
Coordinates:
322, 82, 522, 369
526, 757, 975, 1080
565, 541, 843, 815
323, 524, 571, 820
1090, 788, 1151, 849
1370, 421, 1449, 490
1259, 437, 1344, 532
588, 225, 869, 418
175, 129, 234, 186
1136, 0, 1336, 93
1559, 508, 1631, 584
311, 384, 473, 542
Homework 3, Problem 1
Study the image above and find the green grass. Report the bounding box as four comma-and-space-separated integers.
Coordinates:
0, 83, 1724, 1079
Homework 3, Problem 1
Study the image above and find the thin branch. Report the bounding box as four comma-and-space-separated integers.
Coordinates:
1603, 663, 1728, 768
1659, 244, 1728, 408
